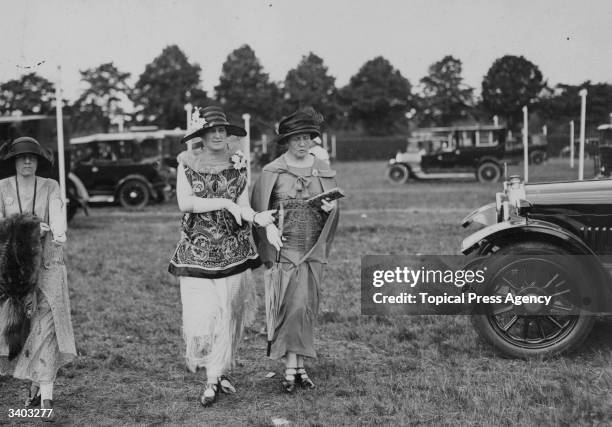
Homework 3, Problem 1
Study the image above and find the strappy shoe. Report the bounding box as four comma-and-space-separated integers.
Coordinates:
282, 367, 298, 393
296, 368, 316, 389
24, 383, 41, 407
218, 375, 236, 394
200, 383, 218, 407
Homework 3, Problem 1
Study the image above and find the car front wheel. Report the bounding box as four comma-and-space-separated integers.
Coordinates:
386, 164, 409, 184
476, 161, 501, 183
470, 241, 595, 358
118, 180, 150, 210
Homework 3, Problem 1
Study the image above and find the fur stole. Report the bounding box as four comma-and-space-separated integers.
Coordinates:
0, 214, 42, 359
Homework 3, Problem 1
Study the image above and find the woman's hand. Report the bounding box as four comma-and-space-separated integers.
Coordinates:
40, 222, 51, 236
225, 201, 242, 225
254, 209, 277, 227
265, 224, 283, 251
320, 199, 336, 213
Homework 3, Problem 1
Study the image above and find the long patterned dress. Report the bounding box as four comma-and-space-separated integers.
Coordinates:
0, 177, 77, 382
168, 150, 259, 375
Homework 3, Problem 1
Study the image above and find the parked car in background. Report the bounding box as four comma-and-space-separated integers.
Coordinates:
0, 115, 88, 221
461, 175, 612, 358
70, 129, 184, 209
504, 133, 548, 165
387, 125, 508, 184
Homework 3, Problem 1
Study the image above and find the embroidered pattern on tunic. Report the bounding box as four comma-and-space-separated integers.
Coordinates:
170, 166, 258, 274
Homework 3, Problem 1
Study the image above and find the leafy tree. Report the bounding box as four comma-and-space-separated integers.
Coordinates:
340, 56, 412, 135
539, 81, 612, 132
215, 44, 280, 138
0, 73, 56, 115
72, 62, 131, 133
132, 45, 207, 129
417, 55, 474, 126
481, 55, 545, 130
283, 52, 340, 126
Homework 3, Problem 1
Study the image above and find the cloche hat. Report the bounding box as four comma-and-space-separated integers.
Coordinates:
276, 107, 323, 144
0, 136, 53, 164
182, 106, 247, 144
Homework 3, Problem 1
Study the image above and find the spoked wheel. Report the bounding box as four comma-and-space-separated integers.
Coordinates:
118, 180, 150, 210
471, 242, 595, 358
386, 164, 409, 184
476, 161, 501, 183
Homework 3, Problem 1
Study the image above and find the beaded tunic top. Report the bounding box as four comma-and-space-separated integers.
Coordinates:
168, 151, 260, 278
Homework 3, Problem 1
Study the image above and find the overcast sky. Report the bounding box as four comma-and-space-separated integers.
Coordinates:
1, 0, 611, 101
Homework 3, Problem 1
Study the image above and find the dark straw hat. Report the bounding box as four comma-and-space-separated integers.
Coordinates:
0, 136, 53, 164
182, 106, 247, 143
276, 107, 323, 144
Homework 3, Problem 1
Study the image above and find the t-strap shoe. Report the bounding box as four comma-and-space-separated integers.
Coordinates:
218, 375, 236, 394
282, 367, 298, 393
296, 368, 316, 389
200, 383, 218, 407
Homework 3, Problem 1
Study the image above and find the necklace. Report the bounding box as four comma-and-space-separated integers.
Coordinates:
15, 176, 37, 215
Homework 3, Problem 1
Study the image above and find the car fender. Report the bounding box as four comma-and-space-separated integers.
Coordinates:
462, 218, 612, 312
476, 156, 500, 166
461, 217, 594, 255
115, 174, 156, 197
68, 172, 89, 201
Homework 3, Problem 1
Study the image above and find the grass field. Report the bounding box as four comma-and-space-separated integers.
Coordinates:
2, 157, 612, 426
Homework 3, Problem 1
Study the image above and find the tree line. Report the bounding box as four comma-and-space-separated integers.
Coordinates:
1, 44, 611, 138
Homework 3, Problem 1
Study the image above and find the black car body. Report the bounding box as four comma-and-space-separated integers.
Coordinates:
0, 115, 88, 221
387, 125, 508, 184
70, 130, 183, 209
461, 175, 612, 358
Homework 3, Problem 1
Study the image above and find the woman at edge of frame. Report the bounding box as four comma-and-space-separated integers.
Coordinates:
168, 106, 279, 407
0, 136, 77, 423
252, 106, 339, 393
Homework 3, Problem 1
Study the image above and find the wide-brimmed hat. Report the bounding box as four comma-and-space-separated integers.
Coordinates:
0, 136, 53, 164
276, 107, 323, 144
182, 106, 247, 143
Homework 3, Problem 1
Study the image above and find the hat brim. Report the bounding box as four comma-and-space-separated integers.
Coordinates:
2, 146, 53, 165
275, 128, 321, 144
182, 124, 247, 143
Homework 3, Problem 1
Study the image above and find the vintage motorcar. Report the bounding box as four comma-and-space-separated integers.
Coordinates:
70, 130, 182, 209
505, 133, 548, 165
461, 175, 612, 358
0, 115, 88, 221
387, 125, 507, 184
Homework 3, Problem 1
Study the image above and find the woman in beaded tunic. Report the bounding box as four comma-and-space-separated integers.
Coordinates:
252, 107, 339, 393
168, 106, 279, 407
0, 137, 76, 421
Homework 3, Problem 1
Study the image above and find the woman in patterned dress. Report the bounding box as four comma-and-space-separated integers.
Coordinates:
252, 107, 339, 393
168, 106, 280, 407
0, 137, 77, 422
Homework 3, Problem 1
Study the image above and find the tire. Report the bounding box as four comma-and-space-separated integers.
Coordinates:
118, 180, 150, 210
470, 241, 595, 358
530, 150, 545, 165
386, 164, 409, 184
476, 161, 501, 183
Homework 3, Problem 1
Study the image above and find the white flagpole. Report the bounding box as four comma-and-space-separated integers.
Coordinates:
184, 103, 193, 151
55, 65, 67, 223
570, 120, 574, 168
242, 113, 251, 188
579, 89, 587, 180
523, 106, 528, 183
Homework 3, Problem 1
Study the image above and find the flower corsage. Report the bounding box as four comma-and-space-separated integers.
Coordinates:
230, 150, 248, 170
